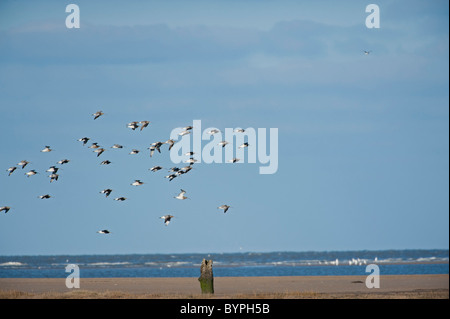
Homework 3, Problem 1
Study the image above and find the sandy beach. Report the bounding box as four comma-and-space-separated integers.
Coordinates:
0, 274, 448, 299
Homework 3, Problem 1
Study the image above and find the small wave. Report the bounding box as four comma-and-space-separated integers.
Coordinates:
144, 262, 159, 266
0, 262, 26, 267
416, 257, 437, 262
87, 262, 132, 267
165, 261, 191, 268
51, 263, 75, 267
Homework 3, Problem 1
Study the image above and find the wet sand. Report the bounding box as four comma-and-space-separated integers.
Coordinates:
0, 274, 448, 298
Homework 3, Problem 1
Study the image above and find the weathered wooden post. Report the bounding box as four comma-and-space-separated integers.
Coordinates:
198, 259, 214, 294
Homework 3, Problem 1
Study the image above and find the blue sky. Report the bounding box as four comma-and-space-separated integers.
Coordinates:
0, 0, 448, 255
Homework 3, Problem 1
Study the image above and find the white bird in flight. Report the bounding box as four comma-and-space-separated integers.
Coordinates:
7, 167, 17, 176
131, 180, 144, 186
218, 205, 231, 213
174, 189, 189, 200
17, 160, 30, 169
94, 148, 105, 157
78, 137, 90, 145
93, 111, 104, 120
181, 165, 193, 173
165, 139, 175, 151
207, 129, 220, 135
49, 173, 59, 183
25, 170, 38, 177
148, 146, 156, 157
218, 141, 229, 148
140, 121, 150, 131
100, 189, 113, 197
58, 159, 70, 165
165, 174, 177, 181
185, 158, 197, 164
178, 130, 191, 136
46, 166, 59, 173
129, 149, 140, 155
160, 214, 174, 226
127, 121, 139, 130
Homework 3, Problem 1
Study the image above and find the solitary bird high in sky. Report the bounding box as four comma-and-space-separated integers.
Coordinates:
0, 206, 11, 214
92, 111, 104, 120
218, 205, 231, 213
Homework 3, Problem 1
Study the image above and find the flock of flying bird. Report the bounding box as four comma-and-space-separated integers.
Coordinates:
2, 110, 236, 234
3, 148, 71, 208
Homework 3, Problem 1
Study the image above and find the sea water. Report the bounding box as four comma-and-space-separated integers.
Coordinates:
0, 249, 448, 278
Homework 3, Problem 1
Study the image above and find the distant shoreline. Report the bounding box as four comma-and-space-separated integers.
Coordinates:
1, 248, 448, 257
1, 274, 448, 299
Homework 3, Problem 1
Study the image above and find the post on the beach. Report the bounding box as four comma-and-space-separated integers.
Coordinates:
198, 259, 214, 294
